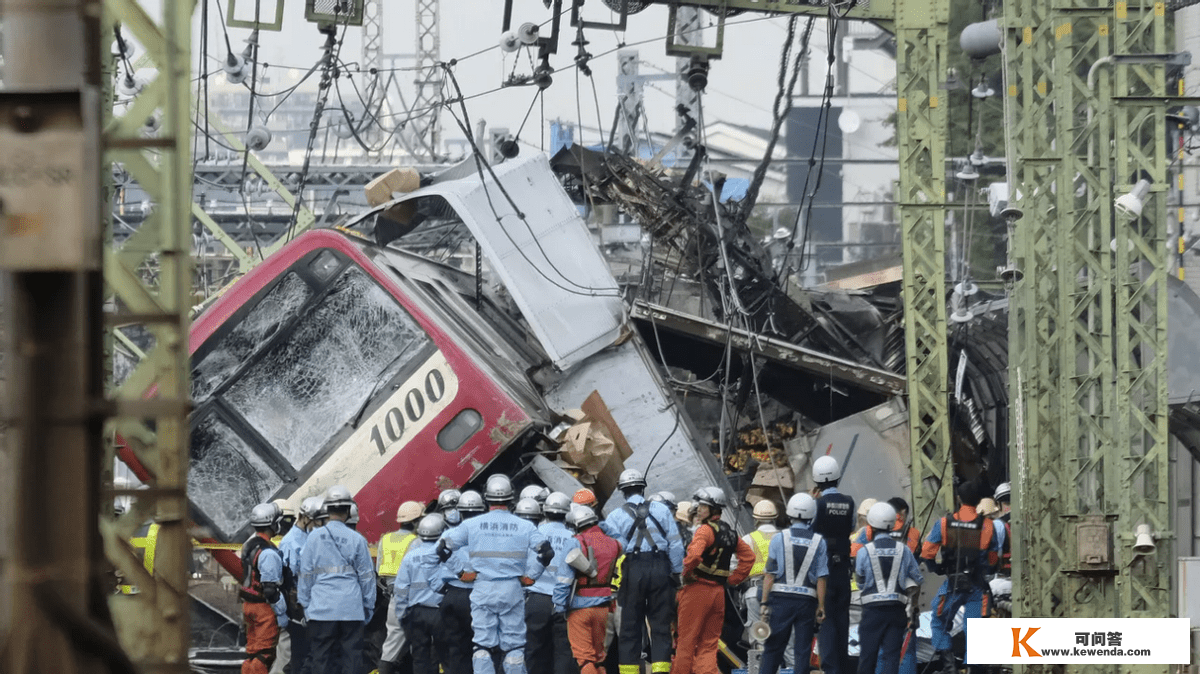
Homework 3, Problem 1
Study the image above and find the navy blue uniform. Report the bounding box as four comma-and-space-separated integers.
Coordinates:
813, 488, 855, 674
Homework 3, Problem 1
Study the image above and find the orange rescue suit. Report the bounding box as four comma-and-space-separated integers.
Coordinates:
674, 518, 754, 674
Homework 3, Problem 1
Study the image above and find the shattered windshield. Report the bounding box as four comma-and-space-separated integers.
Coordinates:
192, 272, 313, 402
223, 266, 432, 471
189, 414, 283, 539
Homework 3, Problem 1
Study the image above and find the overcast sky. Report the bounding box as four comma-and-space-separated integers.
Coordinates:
197, 0, 897, 148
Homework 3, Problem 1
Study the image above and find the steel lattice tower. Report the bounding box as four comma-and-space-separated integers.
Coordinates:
410, 0, 443, 159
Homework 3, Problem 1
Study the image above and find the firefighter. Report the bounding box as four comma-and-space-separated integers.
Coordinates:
855, 502, 923, 674
348, 503, 360, 530
438, 490, 486, 674
851, 497, 922, 559
573, 488, 598, 511
674, 487, 755, 674
437, 474, 553, 674
520, 485, 551, 508
993, 483, 1012, 578
811, 455, 856, 674
565, 504, 622, 674
440, 488, 464, 526
759, 493, 827, 674
395, 514, 449, 674
377, 500, 426, 674
272, 500, 296, 541
920, 481, 1001, 674
600, 468, 684, 674
242, 503, 288, 674
742, 500, 781, 649
525, 492, 579, 674
515, 497, 543, 524
275, 496, 321, 674
298, 485, 377, 674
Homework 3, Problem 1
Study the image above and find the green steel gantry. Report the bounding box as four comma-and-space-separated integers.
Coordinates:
102, 0, 193, 669
1004, 0, 1173, 665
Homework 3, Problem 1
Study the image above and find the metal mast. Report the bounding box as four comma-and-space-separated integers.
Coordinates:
410, 0, 443, 159
1005, 0, 1172, 651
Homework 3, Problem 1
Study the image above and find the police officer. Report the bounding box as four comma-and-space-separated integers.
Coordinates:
298, 485, 377, 674
811, 455, 855, 674
920, 481, 1001, 674
378, 501, 426, 674
439, 490, 486, 674
275, 496, 321, 674
242, 503, 289, 674
855, 502, 923, 674
759, 493, 828, 674
438, 475, 553, 674
395, 514, 450, 674
676, 487, 755, 674
565, 505, 622, 674
524, 492, 579, 674
600, 468, 684, 674
742, 501, 780, 647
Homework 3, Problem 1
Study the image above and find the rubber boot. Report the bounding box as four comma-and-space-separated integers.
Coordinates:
937, 649, 958, 674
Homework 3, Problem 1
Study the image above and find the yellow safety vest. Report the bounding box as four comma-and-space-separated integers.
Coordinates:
377, 531, 418, 577
119, 523, 160, 595
612, 554, 625, 590
748, 529, 774, 578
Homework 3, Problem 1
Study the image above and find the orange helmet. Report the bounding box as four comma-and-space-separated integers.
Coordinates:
572, 488, 597, 506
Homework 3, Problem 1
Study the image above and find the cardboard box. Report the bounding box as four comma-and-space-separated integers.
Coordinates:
364, 167, 420, 207
555, 391, 632, 504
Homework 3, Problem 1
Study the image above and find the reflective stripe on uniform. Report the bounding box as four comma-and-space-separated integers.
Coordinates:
748, 529, 772, 578
377, 531, 417, 577
777, 530, 821, 598
862, 540, 904, 605
469, 550, 526, 559
651, 661, 671, 672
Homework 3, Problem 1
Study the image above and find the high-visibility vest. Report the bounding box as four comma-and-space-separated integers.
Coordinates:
377, 531, 418, 577
747, 529, 774, 578
119, 523, 160, 595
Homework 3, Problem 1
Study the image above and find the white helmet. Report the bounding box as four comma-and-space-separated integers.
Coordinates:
515, 498, 542, 521
485, 474, 515, 503
438, 489, 462, 512
867, 501, 897, 531
568, 504, 598, 531
458, 490, 485, 514
786, 493, 817, 520
250, 503, 280, 528
348, 503, 360, 525
753, 500, 778, 520
300, 496, 323, 519
812, 456, 841, 484
417, 513, 447, 541
617, 468, 646, 491
324, 485, 354, 508
520, 485, 551, 504
994, 482, 1011, 502
696, 487, 727, 510
543, 492, 572, 516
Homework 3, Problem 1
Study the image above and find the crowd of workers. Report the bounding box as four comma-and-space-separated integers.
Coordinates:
233, 458, 1013, 674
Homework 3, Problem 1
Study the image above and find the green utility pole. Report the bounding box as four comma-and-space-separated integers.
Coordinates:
101, 0, 194, 669
1005, 0, 1172, 664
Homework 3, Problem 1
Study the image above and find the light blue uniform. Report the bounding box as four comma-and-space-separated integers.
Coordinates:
393, 540, 444, 615
443, 508, 549, 674
530, 520, 580, 613
599, 494, 684, 573
278, 525, 308, 579
298, 520, 376, 622
257, 546, 290, 627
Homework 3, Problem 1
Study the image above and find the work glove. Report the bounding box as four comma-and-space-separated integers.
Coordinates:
520, 576, 535, 587
459, 571, 478, 583
437, 539, 453, 563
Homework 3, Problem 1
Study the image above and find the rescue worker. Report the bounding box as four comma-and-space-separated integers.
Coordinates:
811, 455, 856, 674
759, 493, 828, 674
439, 490, 486, 674
242, 503, 288, 674
438, 474, 553, 674
275, 496, 321, 674
849, 496, 922, 674
298, 485, 377, 674
993, 483, 1012, 578
573, 488, 598, 511
565, 504, 622, 674
515, 497, 543, 524
742, 500, 781, 648
440, 488, 464, 526
855, 502, 923, 674
676, 500, 695, 547
395, 514, 449, 674
600, 468, 684, 674
377, 500, 426, 674
851, 498, 878, 545
526, 492, 579, 674
675, 487, 755, 674
348, 503, 360, 530
920, 481, 1001, 674
272, 500, 297, 540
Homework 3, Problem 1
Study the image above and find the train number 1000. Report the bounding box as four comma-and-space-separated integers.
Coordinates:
368, 368, 447, 456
